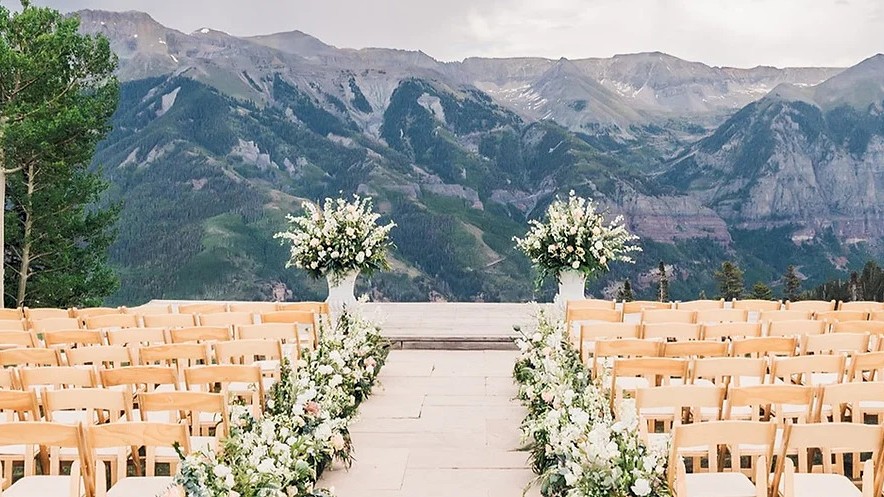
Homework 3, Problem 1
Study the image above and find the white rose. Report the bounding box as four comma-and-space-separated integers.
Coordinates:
310, 238, 320, 247
331, 250, 340, 259
256, 458, 275, 474
329, 374, 343, 387
631, 478, 652, 497
356, 251, 365, 263
317, 364, 334, 375
330, 433, 346, 450
213, 465, 232, 478
571, 261, 580, 269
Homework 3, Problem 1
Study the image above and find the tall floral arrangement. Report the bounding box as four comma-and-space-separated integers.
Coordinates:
514, 191, 640, 284
513, 309, 670, 497
276, 196, 396, 282
172, 310, 390, 497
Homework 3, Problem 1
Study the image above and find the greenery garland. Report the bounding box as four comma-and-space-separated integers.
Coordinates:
173, 309, 390, 497
513, 309, 670, 497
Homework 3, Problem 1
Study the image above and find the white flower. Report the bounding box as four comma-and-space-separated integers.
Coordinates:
631, 478, 652, 497
356, 251, 365, 263
330, 433, 346, 450
212, 464, 232, 478
330, 250, 340, 259
317, 364, 334, 375
256, 458, 275, 474
571, 261, 580, 269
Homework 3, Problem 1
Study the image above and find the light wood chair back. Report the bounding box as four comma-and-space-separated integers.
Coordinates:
0, 319, 27, 331
0, 347, 60, 366
177, 303, 228, 314
771, 355, 846, 386
578, 323, 640, 362
168, 326, 231, 344
622, 300, 671, 314
83, 314, 139, 330
668, 420, 776, 493
43, 388, 132, 424
0, 421, 81, 478
730, 337, 797, 358
847, 352, 884, 382
691, 357, 767, 387
663, 341, 729, 358
261, 310, 318, 348
676, 299, 725, 310
124, 304, 173, 315
642, 322, 701, 341
0, 390, 40, 421
816, 382, 884, 422
141, 313, 196, 329
873, 311, 884, 321
760, 310, 814, 323
725, 385, 815, 423
138, 391, 229, 438
785, 299, 837, 313
641, 309, 696, 324
801, 333, 870, 356
99, 365, 179, 394
767, 320, 826, 337
773, 422, 884, 495
833, 319, 884, 334
566, 307, 622, 324
31, 317, 81, 333
72, 307, 122, 319
0, 309, 23, 321
591, 338, 662, 379
635, 385, 725, 429
66, 345, 135, 370
139, 343, 209, 380
0, 330, 38, 348
276, 301, 329, 314
0, 369, 17, 389
19, 365, 96, 390
610, 357, 689, 410
237, 323, 302, 359
23, 307, 70, 320
184, 364, 265, 414
839, 301, 884, 312
81, 422, 191, 486
214, 339, 283, 372
732, 298, 782, 312
566, 299, 617, 311
816, 310, 869, 324
702, 322, 762, 340
696, 308, 748, 324
106, 327, 167, 347
228, 302, 278, 314
198, 312, 254, 328
43, 329, 104, 349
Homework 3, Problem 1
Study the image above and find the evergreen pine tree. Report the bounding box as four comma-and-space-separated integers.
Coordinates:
656, 261, 669, 302
783, 265, 802, 302
617, 279, 634, 302
714, 261, 744, 300
750, 281, 774, 300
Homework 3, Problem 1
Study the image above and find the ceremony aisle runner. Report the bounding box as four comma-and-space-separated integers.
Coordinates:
320, 350, 540, 497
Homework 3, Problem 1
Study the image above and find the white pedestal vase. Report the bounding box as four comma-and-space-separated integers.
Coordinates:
326, 270, 359, 311
555, 269, 587, 307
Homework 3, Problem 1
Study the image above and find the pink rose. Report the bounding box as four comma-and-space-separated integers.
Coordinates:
304, 401, 321, 416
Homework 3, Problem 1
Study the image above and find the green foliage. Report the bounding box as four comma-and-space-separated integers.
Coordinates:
617, 279, 634, 302
804, 261, 884, 302
714, 261, 744, 300
0, 1, 120, 307
783, 264, 802, 302
347, 76, 372, 113
749, 281, 774, 300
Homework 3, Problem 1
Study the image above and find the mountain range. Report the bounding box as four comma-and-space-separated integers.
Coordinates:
73, 9, 883, 303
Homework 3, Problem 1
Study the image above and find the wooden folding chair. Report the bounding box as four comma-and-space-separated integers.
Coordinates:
23, 308, 70, 321
0, 320, 27, 332
19, 366, 96, 399
760, 310, 814, 323
622, 300, 671, 314
785, 299, 837, 313
168, 326, 231, 344
105, 327, 167, 347
276, 301, 329, 315
260, 310, 318, 348
771, 355, 846, 387
676, 299, 725, 311
228, 302, 278, 314
0, 330, 39, 349
124, 304, 173, 316
578, 323, 640, 363
839, 301, 884, 312
66, 345, 136, 371
0, 347, 60, 367
184, 365, 265, 416
801, 333, 870, 356
767, 320, 826, 338
642, 323, 701, 341
566, 308, 622, 354
731, 337, 797, 358
591, 338, 662, 380
214, 339, 283, 388
80, 422, 191, 496
635, 384, 725, 441
197, 312, 254, 328
99, 366, 180, 396
137, 391, 228, 465
43, 329, 104, 349
0, 391, 41, 487
72, 307, 122, 319
663, 341, 729, 359
0, 422, 84, 496
0, 309, 23, 321
702, 322, 762, 341
733, 299, 782, 313
816, 310, 870, 324
138, 343, 209, 386
178, 302, 228, 315
141, 313, 196, 329
237, 323, 303, 360
773, 423, 884, 497
690, 357, 767, 388
847, 351, 884, 382
610, 357, 688, 411
641, 309, 697, 324
816, 382, 884, 425
695, 308, 748, 324
83, 314, 139, 331
668, 421, 775, 497
30, 317, 81, 333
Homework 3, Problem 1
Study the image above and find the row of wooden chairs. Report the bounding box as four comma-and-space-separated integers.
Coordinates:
0, 301, 329, 321
667, 420, 884, 497
568, 298, 884, 313
0, 322, 315, 357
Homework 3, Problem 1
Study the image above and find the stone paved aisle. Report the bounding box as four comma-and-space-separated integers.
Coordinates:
320, 350, 540, 497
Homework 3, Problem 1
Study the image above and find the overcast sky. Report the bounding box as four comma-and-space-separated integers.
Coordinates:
24, 0, 884, 68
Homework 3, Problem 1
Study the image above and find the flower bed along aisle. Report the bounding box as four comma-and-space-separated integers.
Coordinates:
173, 309, 390, 497
513, 309, 670, 497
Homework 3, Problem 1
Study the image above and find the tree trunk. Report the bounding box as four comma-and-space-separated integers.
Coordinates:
0, 120, 5, 309
15, 164, 34, 307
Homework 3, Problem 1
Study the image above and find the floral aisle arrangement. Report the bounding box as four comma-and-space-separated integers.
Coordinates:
275, 195, 395, 306
513, 191, 640, 301
513, 310, 669, 497
173, 310, 390, 497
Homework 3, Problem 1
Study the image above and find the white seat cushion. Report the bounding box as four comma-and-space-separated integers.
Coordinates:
4, 475, 84, 497
639, 406, 676, 417
685, 472, 758, 497
739, 427, 784, 453
107, 476, 175, 497
614, 377, 650, 391
810, 373, 840, 385
0, 444, 32, 456
254, 359, 280, 372
779, 473, 862, 497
